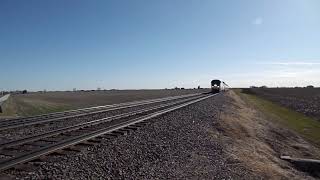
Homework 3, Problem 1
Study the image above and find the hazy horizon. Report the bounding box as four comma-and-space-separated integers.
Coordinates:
2, 85, 320, 93
1, 0, 319, 91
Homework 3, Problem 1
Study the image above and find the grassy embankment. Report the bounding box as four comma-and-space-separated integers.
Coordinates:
0, 95, 71, 117
235, 89, 320, 146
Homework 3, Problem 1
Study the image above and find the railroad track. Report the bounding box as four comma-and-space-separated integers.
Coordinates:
0, 93, 201, 130
0, 93, 216, 172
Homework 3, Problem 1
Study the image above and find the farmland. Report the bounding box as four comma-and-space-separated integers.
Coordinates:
243, 88, 320, 121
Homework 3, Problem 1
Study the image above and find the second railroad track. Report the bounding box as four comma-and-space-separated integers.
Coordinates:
0, 93, 217, 172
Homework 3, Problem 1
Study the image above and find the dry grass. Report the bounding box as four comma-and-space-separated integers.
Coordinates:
238, 89, 320, 146
218, 90, 320, 179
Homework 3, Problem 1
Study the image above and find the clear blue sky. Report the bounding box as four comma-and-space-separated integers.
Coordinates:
1, 0, 319, 91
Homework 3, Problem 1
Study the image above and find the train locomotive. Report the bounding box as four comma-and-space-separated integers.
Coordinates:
211, 79, 229, 93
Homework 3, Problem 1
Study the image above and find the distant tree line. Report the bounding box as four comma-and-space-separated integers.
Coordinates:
250, 85, 316, 88
1, 90, 27, 95
1, 85, 207, 95
250, 86, 267, 88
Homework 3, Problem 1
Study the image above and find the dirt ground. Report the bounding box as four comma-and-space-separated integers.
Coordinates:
218, 90, 320, 179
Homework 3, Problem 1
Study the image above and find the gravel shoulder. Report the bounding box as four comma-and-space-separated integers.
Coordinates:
2, 93, 258, 179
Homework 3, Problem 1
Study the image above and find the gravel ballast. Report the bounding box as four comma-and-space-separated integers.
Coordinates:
3, 94, 258, 179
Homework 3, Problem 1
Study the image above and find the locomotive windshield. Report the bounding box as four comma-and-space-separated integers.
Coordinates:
211, 80, 221, 87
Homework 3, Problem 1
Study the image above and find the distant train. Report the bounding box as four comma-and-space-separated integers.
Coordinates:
211, 79, 229, 93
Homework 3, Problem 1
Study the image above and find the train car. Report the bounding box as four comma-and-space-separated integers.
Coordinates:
211, 79, 229, 93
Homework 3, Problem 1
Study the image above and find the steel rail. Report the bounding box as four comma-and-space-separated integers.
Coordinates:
0, 93, 203, 130
0, 93, 216, 171
0, 94, 201, 129
0, 93, 200, 124
0, 94, 204, 149
0, 93, 200, 125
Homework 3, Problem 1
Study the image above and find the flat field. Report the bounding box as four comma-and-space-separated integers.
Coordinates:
243, 88, 320, 121
0, 89, 209, 117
